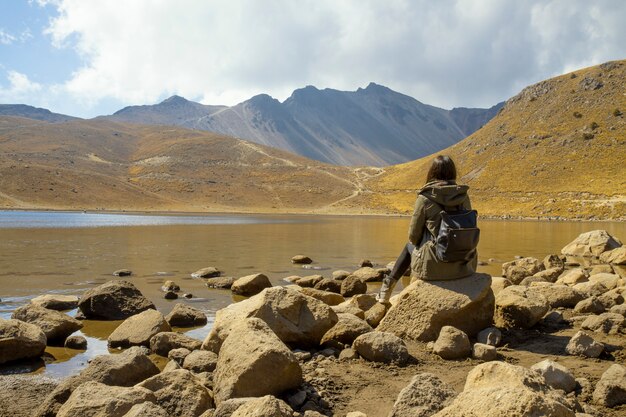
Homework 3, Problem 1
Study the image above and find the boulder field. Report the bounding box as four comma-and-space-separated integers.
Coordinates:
0, 229, 625, 416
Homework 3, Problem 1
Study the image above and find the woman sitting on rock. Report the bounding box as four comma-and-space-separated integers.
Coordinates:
377, 155, 478, 303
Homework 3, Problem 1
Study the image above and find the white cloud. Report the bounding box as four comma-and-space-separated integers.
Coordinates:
0, 71, 42, 101
0, 29, 17, 45
19, 0, 626, 115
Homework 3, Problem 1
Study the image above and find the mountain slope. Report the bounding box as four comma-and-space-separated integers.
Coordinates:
0, 104, 79, 123
105, 83, 498, 167
357, 60, 626, 220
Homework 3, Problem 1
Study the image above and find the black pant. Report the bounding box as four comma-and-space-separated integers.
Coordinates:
389, 242, 416, 281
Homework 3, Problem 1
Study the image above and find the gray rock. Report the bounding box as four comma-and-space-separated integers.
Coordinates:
30, 294, 79, 311
183, 350, 218, 373
11, 304, 82, 343
476, 327, 502, 346
530, 359, 576, 393
150, 331, 202, 356
565, 331, 604, 358
78, 280, 155, 320
339, 347, 359, 361
592, 363, 626, 407
0, 318, 47, 364
561, 230, 622, 257
113, 269, 133, 277
108, 309, 171, 348
192, 267, 221, 278
64, 335, 87, 350
138, 369, 214, 416
165, 303, 208, 327
163, 291, 178, 300
352, 331, 409, 365
433, 326, 471, 360
390, 373, 456, 417
472, 343, 497, 361
231, 273, 272, 296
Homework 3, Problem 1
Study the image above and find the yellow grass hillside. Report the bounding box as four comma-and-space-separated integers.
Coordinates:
359, 60, 626, 220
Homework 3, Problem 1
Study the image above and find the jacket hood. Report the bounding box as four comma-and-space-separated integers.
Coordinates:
419, 180, 469, 208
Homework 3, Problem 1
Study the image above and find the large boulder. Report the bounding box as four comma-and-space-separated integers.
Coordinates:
561, 230, 622, 257
230, 395, 293, 417
202, 287, 337, 352
230, 273, 272, 296
150, 332, 202, 356
78, 280, 155, 320
378, 273, 494, 342
137, 369, 214, 416
12, 304, 82, 343
600, 246, 626, 265
0, 318, 47, 364
213, 318, 302, 405
494, 286, 549, 329
530, 360, 576, 393
530, 284, 584, 308
565, 331, 604, 358
581, 312, 624, 334
352, 331, 409, 365
390, 373, 456, 417
165, 303, 208, 327
320, 313, 373, 349
30, 294, 79, 311
108, 310, 171, 348
502, 258, 544, 284
433, 362, 575, 417
592, 364, 626, 407
183, 350, 218, 373
56, 381, 156, 417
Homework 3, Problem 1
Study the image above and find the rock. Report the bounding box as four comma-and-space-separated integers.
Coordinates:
532, 267, 564, 283
292, 255, 313, 264
494, 285, 549, 329
78, 280, 155, 320
352, 331, 409, 364
389, 373, 456, 417
433, 362, 575, 417
122, 402, 169, 417
346, 413, 367, 417
574, 296, 605, 314
113, 269, 133, 277
556, 269, 589, 286
596, 289, 624, 309
212, 398, 253, 417
168, 347, 191, 364
162, 360, 181, 372
600, 246, 626, 265
339, 275, 368, 297
11, 304, 83, 343
183, 350, 218, 373
573, 281, 610, 298
161, 280, 180, 292
213, 318, 302, 405
164, 291, 178, 300
203, 287, 337, 352
543, 254, 565, 270
138, 369, 214, 416
588, 272, 620, 289
206, 276, 236, 289
359, 259, 374, 268
531, 284, 584, 308
364, 302, 386, 327
286, 390, 307, 409
230, 395, 293, 417
581, 312, 624, 334
332, 299, 365, 318
520, 276, 548, 286
350, 267, 385, 282
592, 364, 626, 407
590, 264, 614, 275
472, 343, 497, 361
320, 313, 373, 349
108, 309, 171, 348
566, 331, 604, 358
292, 349, 312, 361
433, 326, 471, 360
378, 273, 494, 341
191, 267, 221, 278
502, 257, 544, 284
231, 273, 272, 296
339, 347, 359, 360
332, 270, 351, 280
350, 294, 378, 311
165, 303, 208, 327
298, 287, 344, 306
30, 294, 79, 311
490, 276, 512, 295
297, 275, 324, 287
609, 304, 626, 316
56, 381, 156, 417
561, 230, 622, 257
313, 278, 341, 293
0, 318, 47, 364
64, 335, 87, 350
531, 359, 576, 393
543, 310, 566, 324
476, 327, 502, 346
150, 332, 202, 356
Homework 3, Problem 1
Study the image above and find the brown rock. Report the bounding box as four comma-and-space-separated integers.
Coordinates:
298, 287, 345, 306
320, 313, 373, 349
352, 331, 409, 364
561, 230, 622, 257
494, 285, 549, 329
150, 332, 202, 356
56, 381, 156, 417
600, 247, 626, 265
206, 276, 236, 289
138, 369, 214, 416
0, 318, 47, 364
165, 303, 207, 327
78, 280, 155, 320
108, 309, 171, 348
231, 273, 272, 296
11, 304, 82, 343
191, 267, 221, 278
292, 255, 313, 264
30, 294, 79, 311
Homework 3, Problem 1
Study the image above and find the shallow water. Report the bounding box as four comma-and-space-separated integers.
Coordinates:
0, 211, 624, 378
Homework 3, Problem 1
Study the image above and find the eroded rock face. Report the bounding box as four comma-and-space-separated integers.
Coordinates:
11, 304, 82, 343
230, 273, 272, 296
213, 318, 302, 405
378, 273, 494, 341
165, 303, 208, 327
433, 362, 576, 417
78, 280, 155, 320
561, 230, 622, 258
56, 381, 156, 417
138, 369, 214, 417
352, 331, 409, 365
230, 395, 293, 417
494, 285, 549, 329
390, 373, 456, 417
30, 294, 79, 311
0, 318, 47, 364
202, 287, 337, 352
108, 309, 171, 348
592, 364, 626, 408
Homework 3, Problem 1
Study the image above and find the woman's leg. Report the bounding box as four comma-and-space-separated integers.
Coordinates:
378, 242, 415, 302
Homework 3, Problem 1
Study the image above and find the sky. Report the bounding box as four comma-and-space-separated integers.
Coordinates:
0, 0, 625, 118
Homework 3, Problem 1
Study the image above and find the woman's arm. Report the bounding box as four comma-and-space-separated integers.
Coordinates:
408, 195, 426, 245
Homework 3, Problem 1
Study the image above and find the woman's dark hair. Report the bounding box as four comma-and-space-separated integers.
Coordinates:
425, 155, 457, 183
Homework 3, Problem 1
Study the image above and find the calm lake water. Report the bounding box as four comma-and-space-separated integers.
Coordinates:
0, 211, 624, 378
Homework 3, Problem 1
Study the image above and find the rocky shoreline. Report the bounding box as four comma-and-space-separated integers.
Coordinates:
1, 230, 625, 416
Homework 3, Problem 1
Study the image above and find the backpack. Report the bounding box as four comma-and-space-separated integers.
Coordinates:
423, 200, 480, 263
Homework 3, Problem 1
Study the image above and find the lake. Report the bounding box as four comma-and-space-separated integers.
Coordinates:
0, 210, 624, 377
